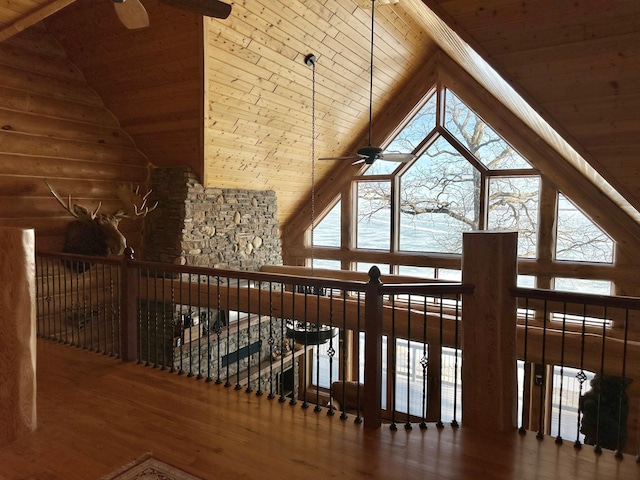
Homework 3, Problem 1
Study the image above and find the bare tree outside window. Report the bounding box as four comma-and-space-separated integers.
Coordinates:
318, 86, 614, 266
358, 88, 540, 256
556, 194, 613, 263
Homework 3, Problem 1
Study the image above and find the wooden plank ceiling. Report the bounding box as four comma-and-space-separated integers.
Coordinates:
1, 0, 640, 232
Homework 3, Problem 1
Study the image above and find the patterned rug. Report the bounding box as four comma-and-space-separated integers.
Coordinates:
101, 453, 204, 480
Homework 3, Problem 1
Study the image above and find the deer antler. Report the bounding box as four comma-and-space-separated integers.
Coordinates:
116, 184, 158, 219
45, 181, 101, 220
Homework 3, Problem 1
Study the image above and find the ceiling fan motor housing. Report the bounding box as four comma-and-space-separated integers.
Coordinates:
357, 145, 383, 163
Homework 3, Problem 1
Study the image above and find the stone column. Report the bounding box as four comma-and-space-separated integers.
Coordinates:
461, 231, 518, 432
0, 228, 37, 444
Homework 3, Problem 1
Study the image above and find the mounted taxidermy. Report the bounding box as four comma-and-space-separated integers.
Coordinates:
46, 182, 157, 261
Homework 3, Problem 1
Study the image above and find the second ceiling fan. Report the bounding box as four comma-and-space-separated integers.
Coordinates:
321, 0, 415, 166
113, 0, 232, 30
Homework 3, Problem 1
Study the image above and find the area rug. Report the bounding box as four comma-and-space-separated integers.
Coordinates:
101, 453, 204, 480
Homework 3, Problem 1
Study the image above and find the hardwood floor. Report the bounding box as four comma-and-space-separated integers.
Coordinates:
0, 340, 638, 480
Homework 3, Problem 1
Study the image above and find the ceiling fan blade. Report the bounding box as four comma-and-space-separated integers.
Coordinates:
159, 0, 232, 19
318, 156, 358, 161
113, 0, 149, 29
380, 153, 416, 162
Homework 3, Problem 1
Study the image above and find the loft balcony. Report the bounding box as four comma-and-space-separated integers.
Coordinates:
1, 230, 639, 478
0, 339, 635, 479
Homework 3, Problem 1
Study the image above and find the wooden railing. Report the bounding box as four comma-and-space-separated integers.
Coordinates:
32, 232, 640, 457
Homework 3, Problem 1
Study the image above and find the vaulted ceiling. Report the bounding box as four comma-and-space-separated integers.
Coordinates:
2, 0, 640, 244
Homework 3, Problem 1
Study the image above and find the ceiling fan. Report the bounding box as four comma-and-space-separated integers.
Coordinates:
320, 0, 414, 166
113, 0, 232, 30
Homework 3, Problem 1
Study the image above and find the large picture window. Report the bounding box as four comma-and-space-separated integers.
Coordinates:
311, 83, 614, 275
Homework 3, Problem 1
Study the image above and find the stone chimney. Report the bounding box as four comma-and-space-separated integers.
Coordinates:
143, 167, 282, 270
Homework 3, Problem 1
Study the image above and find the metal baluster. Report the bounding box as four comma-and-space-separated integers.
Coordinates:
451, 293, 461, 428
178, 274, 185, 375
215, 275, 223, 384
278, 282, 286, 402
519, 297, 530, 434
314, 289, 322, 413
389, 294, 398, 431
594, 306, 608, 454
436, 295, 444, 429
536, 300, 548, 440
339, 289, 348, 420
255, 280, 263, 396
556, 303, 568, 444
327, 289, 336, 417
196, 273, 203, 380
187, 273, 194, 377
574, 303, 588, 449
206, 275, 212, 382
145, 268, 151, 366
267, 282, 275, 398
405, 294, 412, 431
161, 271, 167, 370
301, 287, 310, 409
153, 269, 159, 369
419, 295, 428, 430
82, 267, 87, 349
615, 309, 630, 459
234, 277, 242, 390
57, 259, 65, 343
354, 290, 362, 424
224, 276, 232, 387
88, 261, 94, 351
169, 275, 176, 372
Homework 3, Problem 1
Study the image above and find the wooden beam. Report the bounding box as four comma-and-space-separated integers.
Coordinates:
0, 0, 77, 43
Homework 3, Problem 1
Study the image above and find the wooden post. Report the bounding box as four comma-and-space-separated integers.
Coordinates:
462, 231, 518, 432
363, 266, 383, 429
0, 228, 37, 444
120, 247, 138, 362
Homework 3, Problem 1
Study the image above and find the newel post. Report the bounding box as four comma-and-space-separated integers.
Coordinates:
364, 266, 383, 429
120, 247, 138, 362
0, 228, 37, 445
461, 231, 518, 432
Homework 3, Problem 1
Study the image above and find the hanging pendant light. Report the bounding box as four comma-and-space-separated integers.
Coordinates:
305, 53, 317, 276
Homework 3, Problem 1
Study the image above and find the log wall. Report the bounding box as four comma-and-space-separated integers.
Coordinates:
0, 25, 151, 252
44, 0, 204, 181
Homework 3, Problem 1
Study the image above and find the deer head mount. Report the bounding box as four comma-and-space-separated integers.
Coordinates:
46, 181, 158, 258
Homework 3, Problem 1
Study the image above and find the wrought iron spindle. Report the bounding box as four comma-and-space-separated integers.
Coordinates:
436, 295, 444, 430
419, 295, 428, 430
574, 303, 589, 449
326, 290, 336, 417
388, 295, 397, 431
255, 280, 263, 396
556, 303, 568, 445
536, 300, 548, 440
405, 294, 412, 431
519, 297, 530, 434
451, 293, 461, 428
355, 291, 363, 424
339, 288, 348, 420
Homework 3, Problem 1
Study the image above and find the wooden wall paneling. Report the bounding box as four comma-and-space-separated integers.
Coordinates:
0, 40, 83, 82
0, 63, 102, 106
0, 109, 135, 148
0, 24, 152, 254
428, 0, 640, 229
282, 52, 439, 248
201, 0, 438, 226
45, 0, 204, 179
436, 56, 640, 260
0, 86, 119, 126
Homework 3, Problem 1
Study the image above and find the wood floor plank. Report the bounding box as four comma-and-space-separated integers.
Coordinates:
0, 340, 637, 479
